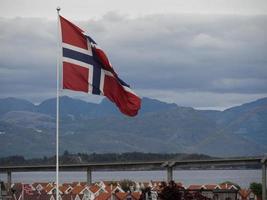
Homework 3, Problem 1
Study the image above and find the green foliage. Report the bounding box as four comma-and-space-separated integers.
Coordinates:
250, 182, 262, 197
158, 181, 182, 200
119, 179, 135, 192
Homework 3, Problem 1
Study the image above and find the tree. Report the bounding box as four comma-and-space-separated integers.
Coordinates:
120, 179, 135, 192
250, 182, 262, 198
63, 150, 70, 156
158, 181, 182, 200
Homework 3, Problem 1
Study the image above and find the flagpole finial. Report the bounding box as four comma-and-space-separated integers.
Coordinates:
56, 7, 61, 14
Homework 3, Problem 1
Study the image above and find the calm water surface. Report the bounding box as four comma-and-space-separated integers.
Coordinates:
0, 170, 260, 188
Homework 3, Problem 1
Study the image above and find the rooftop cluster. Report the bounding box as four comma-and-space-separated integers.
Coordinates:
0, 180, 260, 200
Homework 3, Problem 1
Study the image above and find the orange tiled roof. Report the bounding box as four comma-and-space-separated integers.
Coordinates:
115, 192, 128, 200
62, 183, 72, 187
95, 192, 111, 200
90, 185, 101, 193
219, 183, 237, 190
72, 185, 87, 194
44, 184, 55, 193
105, 185, 125, 193
115, 192, 140, 200
104, 185, 112, 193
71, 182, 87, 186
204, 184, 218, 190
130, 192, 141, 200
187, 185, 203, 190
32, 182, 50, 188
59, 185, 70, 193
239, 189, 251, 198
79, 182, 88, 186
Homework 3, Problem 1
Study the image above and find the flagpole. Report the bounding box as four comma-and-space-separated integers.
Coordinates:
56, 6, 61, 200
22, 182, 24, 200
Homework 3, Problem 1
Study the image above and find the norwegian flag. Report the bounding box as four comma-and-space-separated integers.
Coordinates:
59, 15, 141, 116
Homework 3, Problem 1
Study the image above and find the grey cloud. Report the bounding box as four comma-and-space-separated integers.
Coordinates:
0, 14, 266, 108
0, 17, 57, 102
85, 14, 267, 94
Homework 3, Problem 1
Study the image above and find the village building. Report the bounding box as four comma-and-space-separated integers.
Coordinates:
237, 189, 259, 200
1, 180, 261, 200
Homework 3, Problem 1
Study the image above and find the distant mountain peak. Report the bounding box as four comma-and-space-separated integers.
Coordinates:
0, 97, 35, 115
0, 96, 267, 157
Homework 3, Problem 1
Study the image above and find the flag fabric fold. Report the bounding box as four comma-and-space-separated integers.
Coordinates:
59, 15, 141, 116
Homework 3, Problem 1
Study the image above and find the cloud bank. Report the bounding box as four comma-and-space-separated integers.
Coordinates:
0, 14, 266, 109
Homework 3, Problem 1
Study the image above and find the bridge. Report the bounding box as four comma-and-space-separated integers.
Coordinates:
0, 157, 266, 200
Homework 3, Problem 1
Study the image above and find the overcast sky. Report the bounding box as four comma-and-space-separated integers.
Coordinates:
0, 0, 267, 110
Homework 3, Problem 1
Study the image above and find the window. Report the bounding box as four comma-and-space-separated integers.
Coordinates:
126, 195, 132, 200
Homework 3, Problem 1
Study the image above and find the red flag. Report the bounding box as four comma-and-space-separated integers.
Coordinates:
59, 16, 141, 116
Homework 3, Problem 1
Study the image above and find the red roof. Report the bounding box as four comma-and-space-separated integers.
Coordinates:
44, 184, 55, 193
239, 189, 251, 198
32, 182, 50, 188
115, 192, 140, 200
59, 185, 70, 193
187, 185, 204, 190
95, 192, 111, 200
90, 185, 101, 193
219, 183, 237, 190
115, 192, 128, 200
72, 185, 87, 194
130, 192, 141, 200
203, 184, 218, 190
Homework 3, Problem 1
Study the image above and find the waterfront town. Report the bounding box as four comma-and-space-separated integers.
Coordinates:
0, 180, 260, 200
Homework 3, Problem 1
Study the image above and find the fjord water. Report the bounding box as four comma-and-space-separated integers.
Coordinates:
0, 170, 260, 188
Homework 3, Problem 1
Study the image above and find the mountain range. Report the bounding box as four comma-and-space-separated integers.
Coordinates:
0, 96, 266, 158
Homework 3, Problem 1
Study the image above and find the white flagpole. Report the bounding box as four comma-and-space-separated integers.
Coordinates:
56, 6, 61, 200
22, 182, 24, 200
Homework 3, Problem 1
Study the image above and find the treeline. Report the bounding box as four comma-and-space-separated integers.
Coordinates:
0, 151, 213, 166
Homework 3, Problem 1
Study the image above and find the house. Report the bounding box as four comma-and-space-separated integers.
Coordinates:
213, 183, 238, 200
56, 184, 74, 195
45, 185, 63, 195
0, 181, 12, 200
104, 185, 125, 194
90, 185, 105, 197
9, 183, 22, 200
61, 184, 73, 194
187, 184, 205, 190
18, 192, 54, 200
72, 185, 96, 200
32, 182, 53, 192
186, 183, 238, 200
237, 189, 258, 200
114, 192, 140, 200
201, 184, 219, 199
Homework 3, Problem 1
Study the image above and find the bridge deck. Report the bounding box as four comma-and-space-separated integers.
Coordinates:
0, 157, 264, 172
